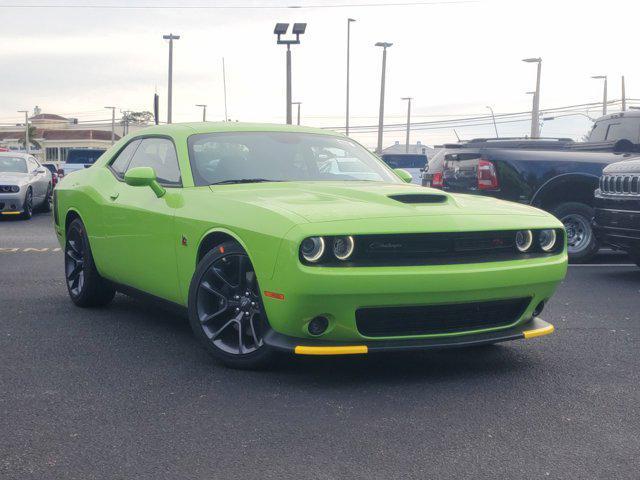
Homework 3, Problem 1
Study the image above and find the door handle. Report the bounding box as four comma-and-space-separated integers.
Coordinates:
109, 192, 119, 200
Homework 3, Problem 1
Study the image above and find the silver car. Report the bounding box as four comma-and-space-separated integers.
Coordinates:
0, 152, 52, 219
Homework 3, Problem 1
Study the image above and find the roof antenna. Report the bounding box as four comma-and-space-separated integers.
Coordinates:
453, 129, 461, 142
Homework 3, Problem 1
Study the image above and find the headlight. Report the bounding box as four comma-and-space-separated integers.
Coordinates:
301, 237, 325, 262
515, 230, 533, 252
538, 229, 557, 252
10, 185, 19, 193
333, 236, 355, 260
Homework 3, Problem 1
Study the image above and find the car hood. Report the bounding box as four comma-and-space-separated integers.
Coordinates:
0, 172, 29, 184
208, 181, 550, 223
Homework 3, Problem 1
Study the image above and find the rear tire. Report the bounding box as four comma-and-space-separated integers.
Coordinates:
188, 241, 277, 369
551, 202, 599, 264
65, 218, 116, 307
40, 184, 52, 212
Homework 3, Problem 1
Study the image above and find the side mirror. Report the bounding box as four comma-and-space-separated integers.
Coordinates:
35, 167, 46, 174
124, 166, 166, 197
394, 168, 413, 183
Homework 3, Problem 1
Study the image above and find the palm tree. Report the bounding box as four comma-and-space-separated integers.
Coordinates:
18, 125, 41, 151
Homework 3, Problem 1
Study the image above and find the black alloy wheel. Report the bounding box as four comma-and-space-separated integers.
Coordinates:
64, 218, 115, 307
20, 188, 33, 219
189, 241, 276, 369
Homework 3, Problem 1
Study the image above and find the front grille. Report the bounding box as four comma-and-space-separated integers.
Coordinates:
600, 174, 640, 196
316, 230, 563, 266
356, 298, 531, 337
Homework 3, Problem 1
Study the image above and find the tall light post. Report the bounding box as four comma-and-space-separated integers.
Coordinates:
292, 101, 302, 125
163, 33, 180, 124
401, 97, 412, 153
621, 75, 626, 111
345, 18, 356, 136
591, 75, 608, 116
523, 57, 542, 138
375, 42, 392, 154
104, 106, 116, 144
196, 104, 207, 122
486, 105, 498, 138
525, 91, 538, 137
274, 22, 307, 125
18, 110, 29, 154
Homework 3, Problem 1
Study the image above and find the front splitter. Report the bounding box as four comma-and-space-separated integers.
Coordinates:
263, 317, 554, 355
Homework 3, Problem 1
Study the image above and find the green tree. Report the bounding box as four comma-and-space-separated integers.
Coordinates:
18, 125, 41, 150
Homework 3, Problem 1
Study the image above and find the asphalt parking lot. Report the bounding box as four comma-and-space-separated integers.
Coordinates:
2, 212, 639, 479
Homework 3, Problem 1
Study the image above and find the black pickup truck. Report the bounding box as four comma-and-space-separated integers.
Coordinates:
423, 139, 637, 262
593, 158, 640, 267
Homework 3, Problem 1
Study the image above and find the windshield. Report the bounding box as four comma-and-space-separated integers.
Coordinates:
187, 131, 401, 185
0, 157, 28, 173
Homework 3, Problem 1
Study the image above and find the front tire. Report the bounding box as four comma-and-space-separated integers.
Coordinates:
40, 184, 52, 212
188, 241, 276, 369
65, 218, 116, 307
551, 202, 599, 264
20, 188, 33, 220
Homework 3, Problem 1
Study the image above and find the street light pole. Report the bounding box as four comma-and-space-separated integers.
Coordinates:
274, 23, 306, 125
375, 42, 392, 154
163, 33, 180, 124
523, 57, 542, 138
592, 75, 608, 116
486, 105, 498, 138
622, 75, 626, 111
104, 106, 115, 144
401, 97, 412, 153
196, 104, 207, 122
292, 102, 302, 125
18, 110, 29, 154
345, 18, 355, 136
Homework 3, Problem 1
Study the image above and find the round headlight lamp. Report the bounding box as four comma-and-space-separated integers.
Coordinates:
10, 186, 19, 193
515, 230, 533, 252
538, 229, 557, 252
333, 236, 355, 261
301, 237, 325, 262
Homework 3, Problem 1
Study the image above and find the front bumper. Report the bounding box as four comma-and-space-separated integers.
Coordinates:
265, 317, 554, 355
0, 191, 25, 214
594, 206, 640, 253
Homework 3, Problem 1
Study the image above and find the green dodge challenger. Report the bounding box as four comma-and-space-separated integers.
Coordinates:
54, 122, 567, 368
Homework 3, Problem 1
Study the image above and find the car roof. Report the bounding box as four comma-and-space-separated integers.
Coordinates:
133, 121, 341, 137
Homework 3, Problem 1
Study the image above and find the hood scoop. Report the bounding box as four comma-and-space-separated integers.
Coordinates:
388, 193, 447, 204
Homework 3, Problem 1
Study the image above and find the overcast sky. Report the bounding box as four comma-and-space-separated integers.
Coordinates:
0, 0, 637, 147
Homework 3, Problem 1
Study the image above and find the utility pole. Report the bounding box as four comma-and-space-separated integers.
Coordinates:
196, 104, 207, 122
345, 18, 356, 136
163, 33, 180, 124
591, 75, 607, 116
292, 102, 301, 125
401, 97, 412, 153
621, 75, 626, 111
375, 42, 392, 154
18, 110, 29, 154
274, 23, 307, 125
104, 106, 116, 144
486, 106, 498, 138
523, 57, 542, 138
222, 57, 228, 121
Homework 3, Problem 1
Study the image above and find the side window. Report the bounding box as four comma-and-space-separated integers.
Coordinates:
27, 158, 38, 172
126, 138, 181, 185
110, 140, 141, 176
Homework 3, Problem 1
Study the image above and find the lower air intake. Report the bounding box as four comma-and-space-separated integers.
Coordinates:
356, 298, 531, 337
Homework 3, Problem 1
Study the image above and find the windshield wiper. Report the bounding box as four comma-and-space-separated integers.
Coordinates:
211, 178, 283, 185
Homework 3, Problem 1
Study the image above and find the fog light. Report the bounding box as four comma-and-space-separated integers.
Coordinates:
308, 316, 329, 336
533, 301, 545, 317
515, 230, 533, 252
